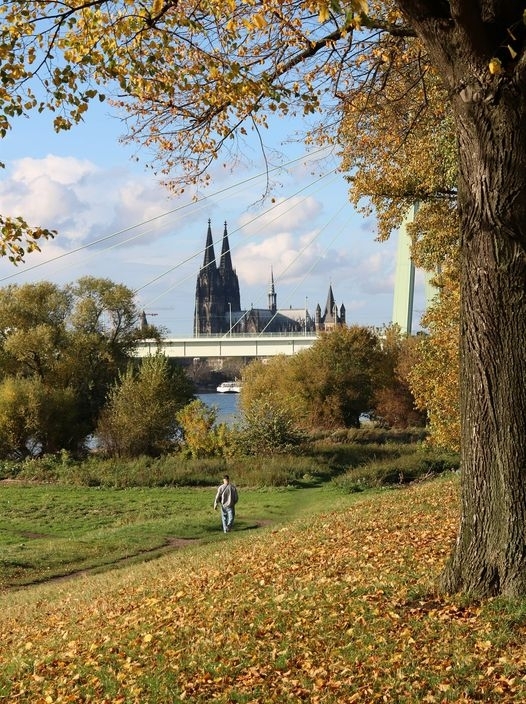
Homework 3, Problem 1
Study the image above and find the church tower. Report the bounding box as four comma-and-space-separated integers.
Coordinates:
219, 221, 241, 316
194, 221, 242, 334
316, 284, 344, 331
194, 220, 223, 335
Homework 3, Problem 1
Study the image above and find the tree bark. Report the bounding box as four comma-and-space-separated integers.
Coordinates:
440, 85, 526, 597
398, 1, 526, 596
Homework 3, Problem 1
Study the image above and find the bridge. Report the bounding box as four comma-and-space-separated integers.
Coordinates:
134, 333, 318, 359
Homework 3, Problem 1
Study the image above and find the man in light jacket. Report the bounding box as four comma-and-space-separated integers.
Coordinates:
213, 475, 238, 533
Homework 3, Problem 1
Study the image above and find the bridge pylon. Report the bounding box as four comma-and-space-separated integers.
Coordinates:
392, 203, 436, 335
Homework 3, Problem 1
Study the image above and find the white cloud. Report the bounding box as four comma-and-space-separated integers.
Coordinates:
234, 228, 338, 287
237, 195, 322, 236
0, 155, 190, 249
11, 154, 96, 186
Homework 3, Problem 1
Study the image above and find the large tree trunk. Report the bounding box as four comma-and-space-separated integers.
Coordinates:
440, 86, 526, 597
397, 1, 526, 596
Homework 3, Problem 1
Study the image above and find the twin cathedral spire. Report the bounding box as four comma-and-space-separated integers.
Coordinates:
194, 221, 345, 336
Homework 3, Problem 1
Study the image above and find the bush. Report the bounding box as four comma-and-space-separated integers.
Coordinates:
332, 447, 460, 493
7, 450, 77, 482
0, 377, 83, 459
176, 400, 233, 458
96, 355, 194, 458
5, 452, 325, 489
234, 401, 305, 456
56, 455, 228, 488
226, 455, 323, 487
315, 426, 428, 445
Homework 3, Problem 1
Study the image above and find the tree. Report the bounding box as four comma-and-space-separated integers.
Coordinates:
2, 1, 526, 596
408, 270, 461, 451
295, 325, 383, 428
0, 376, 80, 458
241, 326, 383, 430
239, 355, 303, 424
373, 325, 427, 429
64, 276, 146, 427
0, 278, 157, 453
395, 3, 526, 598
97, 354, 195, 457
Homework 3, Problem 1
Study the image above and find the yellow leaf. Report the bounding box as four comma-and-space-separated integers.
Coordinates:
351, 0, 368, 14
488, 57, 502, 75
476, 639, 493, 651
318, 4, 330, 23
252, 13, 267, 29
152, 0, 163, 14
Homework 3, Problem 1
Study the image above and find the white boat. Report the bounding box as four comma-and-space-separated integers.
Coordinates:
217, 381, 242, 393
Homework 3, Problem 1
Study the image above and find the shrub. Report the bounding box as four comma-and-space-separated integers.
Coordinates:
0, 377, 83, 459
315, 426, 428, 445
332, 447, 460, 493
176, 399, 234, 458
234, 401, 305, 456
227, 455, 322, 487
54, 454, 228, 488
96, 355, 194, 457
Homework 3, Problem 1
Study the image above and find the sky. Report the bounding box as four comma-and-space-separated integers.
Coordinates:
0, 100, 428, 337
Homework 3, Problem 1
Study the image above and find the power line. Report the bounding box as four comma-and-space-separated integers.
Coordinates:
0, 145, 336, 284
139, 168, 342, 308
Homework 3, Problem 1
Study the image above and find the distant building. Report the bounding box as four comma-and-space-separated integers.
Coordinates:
315, 285, 346, 331
193, 220, 345, 336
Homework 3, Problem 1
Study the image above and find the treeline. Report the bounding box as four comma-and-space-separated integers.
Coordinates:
0, 279, 445, 464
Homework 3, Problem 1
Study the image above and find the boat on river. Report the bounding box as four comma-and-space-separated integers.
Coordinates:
216, 381, 242, 393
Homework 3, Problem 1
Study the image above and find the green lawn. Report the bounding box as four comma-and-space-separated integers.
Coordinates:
0, 481, 357, 589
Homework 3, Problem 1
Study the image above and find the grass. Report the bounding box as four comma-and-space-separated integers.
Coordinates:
0, 482, 354, 589
0, 438, 459, 589
1, 474, 526, 702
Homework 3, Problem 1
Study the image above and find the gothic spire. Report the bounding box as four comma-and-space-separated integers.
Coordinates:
268, 266, 277, 313
202, 219, 216, 270
218, 220, 241, 313
324, 284, 336, 319
219, 221, 233, 274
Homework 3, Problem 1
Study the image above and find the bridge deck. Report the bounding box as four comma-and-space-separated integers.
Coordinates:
134, 334, 317, 358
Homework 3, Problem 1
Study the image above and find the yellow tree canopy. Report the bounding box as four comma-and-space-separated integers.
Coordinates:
0, 1, 420, 189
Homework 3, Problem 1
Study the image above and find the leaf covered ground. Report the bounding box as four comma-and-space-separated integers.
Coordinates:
1, 475, 526, 703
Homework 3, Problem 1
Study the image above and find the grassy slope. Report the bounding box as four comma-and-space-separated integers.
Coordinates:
1, 475, 526, 703
0, 483, 346, 589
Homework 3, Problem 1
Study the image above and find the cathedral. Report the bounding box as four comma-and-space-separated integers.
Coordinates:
194, 220, 346, 336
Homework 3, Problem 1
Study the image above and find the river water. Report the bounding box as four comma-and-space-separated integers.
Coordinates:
198, 392, 241, 426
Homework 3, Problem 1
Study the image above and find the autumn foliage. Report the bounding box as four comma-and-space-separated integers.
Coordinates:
241, 325, 424, 432
2, 476, 526, 702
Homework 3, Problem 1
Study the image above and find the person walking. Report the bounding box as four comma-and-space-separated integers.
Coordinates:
213, 475, 238, 533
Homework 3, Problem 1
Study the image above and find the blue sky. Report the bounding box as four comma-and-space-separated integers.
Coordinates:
0, 100, 427, 336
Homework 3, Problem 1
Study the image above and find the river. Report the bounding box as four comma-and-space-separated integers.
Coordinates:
198, 392, 241, 426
